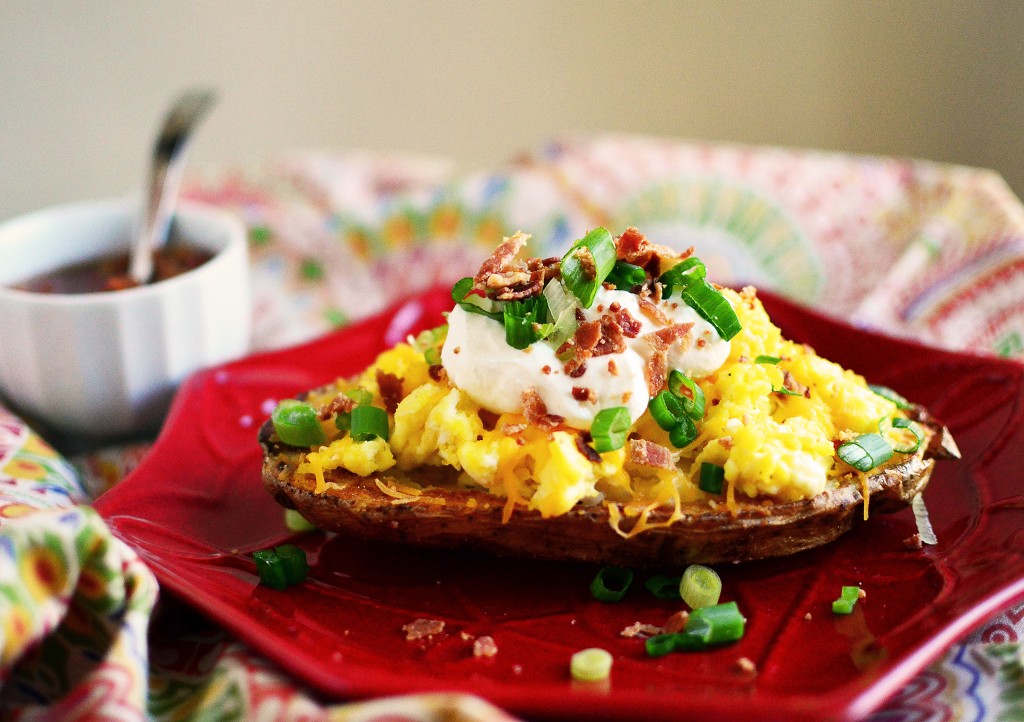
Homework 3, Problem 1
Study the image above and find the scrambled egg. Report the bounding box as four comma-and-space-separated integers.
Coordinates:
295, 288, 900, 530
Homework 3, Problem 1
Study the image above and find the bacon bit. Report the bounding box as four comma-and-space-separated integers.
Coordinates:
696, 337, 707, 349
575, 434, 602, 463
541, 365, 552, 375
644, 349, 668, 397
781, 370, 810, 398
736, 657, 757, 674
620, 622, 663, 639
574, 320, 602, 353
719, 436, 734, 449
572, 386, 596, 403
573, 246, 598, 281
858, 588, 867, 599
478, 408, 500, 431
501, 422, 527, 436
739, 286, 758, 303
453, 347, 461, 354
428, 364, 446, 382
627, 438, 674, 469
651, 322, 694, 350
614, 227, 658, 267
663, 610, 690, 634
607, 359, 619, 375
903, 533, 923, 550
521, 388, 563, 428
804, 612, 813, 621
473, 232, 548, 300
609, 301, 621, 312
637, 295, 671, 326
474, 232, 528, 284
650, 280, 663, 303
402, 618, 445, 641
473, 635, 498, 658
613, 307, 642, 338
376, 370, 405, 414
593, 317, 627, 356
565, 359, 588, 378
318, 392, 356, 420
526, 255, 561, 283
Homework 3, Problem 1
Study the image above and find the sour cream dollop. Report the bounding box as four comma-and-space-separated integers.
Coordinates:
441, 286, 731, 430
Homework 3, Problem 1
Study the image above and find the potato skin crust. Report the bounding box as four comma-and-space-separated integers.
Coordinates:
260, 406, 955, 566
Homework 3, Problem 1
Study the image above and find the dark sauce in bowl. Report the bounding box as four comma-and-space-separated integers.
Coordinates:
13, 245, 214, 294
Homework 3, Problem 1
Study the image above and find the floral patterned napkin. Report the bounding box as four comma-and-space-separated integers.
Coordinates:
2, 136, 1023, 721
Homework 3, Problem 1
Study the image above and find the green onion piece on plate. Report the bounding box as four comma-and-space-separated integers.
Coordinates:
274, 544, 310, 585
685, 601, 745, 645
350, 405, 390, 442
644, 574, 682, 600
837, 433, 893, 472
570, 647, 613, 682
590, 565, 634, 602
679, 564, 722, 609
698, 462, 725, 495
645, 633, 679, 658
668, 370, 705, 420
253, 549, 289, 590
590, 407, 631, 453
271, 399, 326, 447
678, 279, 742, 341
560, 228, 616, 308
832, 585, 861, 615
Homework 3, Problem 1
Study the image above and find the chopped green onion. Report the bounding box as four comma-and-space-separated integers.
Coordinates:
542, 279, 579, 349
271, 399, 326, 447
890, 417, 924, 454
335, 412, 351, 432
869, 384, 912, 410
413, 325, 448, 365
560, 228, 616, 308
673, 626, 711, 651
590, 407, 631, 453
350, 405, 390, 442
284, 509, 317, 532
607, 260, 647, 289
590, 565, 634, 602
772, 385, 804, 397
837, 433, 894, 472
570, 647, 613, 682
649, 391, 687, 431
503, 296, 551, 350
659, 257, 707, 299
274, 544, 310, 585
679, 564, 722, 609
754, 355, 782, 364
679, 279, 742, 341
345, 388, 374, 406
644, 574, 682, 600
685, 601, 745, 645
699, 462, 725, 495
451, 277, 502, 321
667, 370, 705, 420
645, 634, 679, 658
832, 586, 861, 615
254, 545, 309, 589
668, 415, 698, 448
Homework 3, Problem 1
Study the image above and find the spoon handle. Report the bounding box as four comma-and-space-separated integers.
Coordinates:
129, 88, 217, 285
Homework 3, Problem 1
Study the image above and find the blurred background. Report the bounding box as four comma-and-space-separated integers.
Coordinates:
2, 0, 1022, 222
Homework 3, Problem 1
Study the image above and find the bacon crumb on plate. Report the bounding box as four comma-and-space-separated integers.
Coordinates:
402, 618, 445, 640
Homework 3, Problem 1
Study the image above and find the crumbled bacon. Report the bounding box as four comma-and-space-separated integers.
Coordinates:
573, 320, 602, 354
572, 386, 596, 403
474, 232, 528, 285
781, 370, 810, 398
428, 364, 446, 382
541, 365, 552, 375
644, 349, 668, 397
472, 231, 546, 300
376, 370, 405, 414
575, 434, 602, 464
501, 422, 527, 436
522, 388, 563, 428
573, 246, 598, 280
736, 657, 757, 674
903, 533, 923, 550
526, 255, 561, 283
620, 622, 663, 639
478, 408, 500, 431
318, 392, 356, 420
627, 438, 674, 469
565, 359, 588, 378
402, 618, 445, 640
473, 635, 498, 658
663, 610, 690, 633
614, 307, 642, 338
650, 322, 694, 350
637, 295, 671, 326
615, 227, 656, 267
593, 317, 626, 357
607, 359, 619, 375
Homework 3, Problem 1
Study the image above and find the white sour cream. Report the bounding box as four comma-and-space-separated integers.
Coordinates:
441, 286, 731, 430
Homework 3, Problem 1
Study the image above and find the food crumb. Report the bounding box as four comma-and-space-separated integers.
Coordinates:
736, 657, 757, 674
460, 631, 473, 641
858, 588, 867, 599
512, 664, 523, 675
402, 618, 445, 641
620, 622, 663, 639
663, 610, 690, 634
804, 612, 812, 621
903, 533, 923, 549
473, 635, 498, 658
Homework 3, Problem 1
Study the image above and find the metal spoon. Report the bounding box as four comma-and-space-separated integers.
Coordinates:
128, 88, 217, 285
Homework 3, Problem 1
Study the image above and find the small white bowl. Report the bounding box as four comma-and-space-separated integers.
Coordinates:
0, 198, 251, 442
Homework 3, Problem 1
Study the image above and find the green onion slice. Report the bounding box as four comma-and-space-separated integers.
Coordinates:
590, 565, 634, 602
271, 399, 327, 447
570, 647, 613, 682
659, 257, 707, 299
274, 544, 310, 585
889, 417, 924, 454
590, 407, 631, 453
772, 385, 804, 397
284, 509, 317, 532
607, 260, 647, 290
644, 574, 682, 600
869, 384, 912, 409
837, 433, 894, 472
678, 279, 742, 341
832, 586, 861, 615
345, 388, 374, 407
451, 277, 503, 321
542, 279, 579, 349
699, 463, 725, 495
685, 601, 745, 645
560, 228, 616, 308
669, 415, 698, 448
503, 296, 551, 350
253, 549, 288, 589
679, 564, 722, 609
649, 391, 687, 431
754, 355, 782, 364
645, 634, 679, 658
668, 370, 705, 420
350, 405, 390, 442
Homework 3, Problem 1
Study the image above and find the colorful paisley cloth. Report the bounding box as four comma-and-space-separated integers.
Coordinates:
2, 136, 1023, 721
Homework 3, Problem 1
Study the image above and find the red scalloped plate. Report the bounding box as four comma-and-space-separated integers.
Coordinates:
94, 286, 1024, 722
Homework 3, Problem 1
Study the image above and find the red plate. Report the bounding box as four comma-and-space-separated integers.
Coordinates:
94, 286, 1024, 722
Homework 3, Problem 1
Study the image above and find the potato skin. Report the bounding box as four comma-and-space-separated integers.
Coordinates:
259, 406, 956, 566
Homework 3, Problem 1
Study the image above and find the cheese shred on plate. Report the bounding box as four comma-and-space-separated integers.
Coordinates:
289, 227, 911, 538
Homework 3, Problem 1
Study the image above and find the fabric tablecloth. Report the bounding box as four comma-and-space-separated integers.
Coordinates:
2, 135, 1023, 721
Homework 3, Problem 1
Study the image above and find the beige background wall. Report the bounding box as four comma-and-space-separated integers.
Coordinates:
2, 1, 1022, 221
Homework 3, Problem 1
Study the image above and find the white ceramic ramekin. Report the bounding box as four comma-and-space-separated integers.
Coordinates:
0, 198, 251, 441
